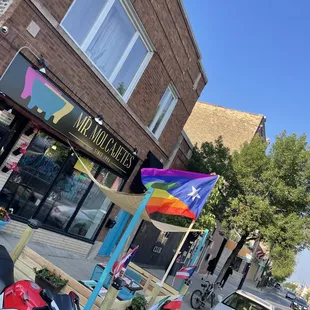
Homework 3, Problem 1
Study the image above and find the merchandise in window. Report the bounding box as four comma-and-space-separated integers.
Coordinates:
148, 86, 178, 139
0, 130, 124, 241
62, 0, 152, 100
0, 132, 69, 218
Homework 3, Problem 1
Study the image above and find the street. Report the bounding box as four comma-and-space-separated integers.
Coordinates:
147, 268, 291, 310
181, 275, 291, 310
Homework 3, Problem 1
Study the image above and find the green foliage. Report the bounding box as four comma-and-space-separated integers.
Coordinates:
188, 138, 239, 220
33, 267, 68, 287
222, 136, 271, 239
304, 292, 310, 302
117, 82, 126, 96
270, 246, 296, 282
266, 132, 310, 215
130, 294, 147, 310
190, 132, 310, 282
262, 214, 310, 252
283, 282, 298, 293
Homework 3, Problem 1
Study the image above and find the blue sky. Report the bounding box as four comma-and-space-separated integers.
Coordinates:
183, 0, 310, 284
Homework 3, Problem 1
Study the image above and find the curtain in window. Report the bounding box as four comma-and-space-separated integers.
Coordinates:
62, 0, 108, 45
86, 0, 135, 78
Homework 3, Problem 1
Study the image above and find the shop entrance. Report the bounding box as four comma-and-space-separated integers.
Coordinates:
0, 131, 123, 241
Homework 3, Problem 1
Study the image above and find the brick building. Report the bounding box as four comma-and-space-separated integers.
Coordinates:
0, 0, 206, 255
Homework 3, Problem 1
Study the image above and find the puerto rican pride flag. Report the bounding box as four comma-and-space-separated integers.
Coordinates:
114, 246, 139, 279
175, 266, 196, 279
163, 296, 183, 309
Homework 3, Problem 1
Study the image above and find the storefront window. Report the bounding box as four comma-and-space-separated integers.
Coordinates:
0, 129, 125, 241
0, 132, 69, 218
68, 168, 123, 239
37, 154, 99, 230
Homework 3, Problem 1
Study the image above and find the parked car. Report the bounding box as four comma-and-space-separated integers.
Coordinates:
286, 291, 297, 300
291, 297, 308, 310
275, 283, 281, 289
214, 290, 273, 310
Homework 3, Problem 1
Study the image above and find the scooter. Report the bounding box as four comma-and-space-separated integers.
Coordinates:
0, 245, 81, 310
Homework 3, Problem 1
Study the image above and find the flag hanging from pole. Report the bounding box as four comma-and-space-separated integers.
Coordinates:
163, 296, 183, 309
113, 245, 139, 279
148, 296, 170, 310
141, 169, 218, 220
175, 266, 196, 279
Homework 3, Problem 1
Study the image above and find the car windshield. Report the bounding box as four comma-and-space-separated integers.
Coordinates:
223, 293, 270, 310
296, 298, 307, 306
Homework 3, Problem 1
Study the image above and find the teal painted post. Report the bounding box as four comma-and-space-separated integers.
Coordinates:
99, 210, 131, 256
84, 187, 154, 310
179, 228, 209, 291
190, 228, 209, 266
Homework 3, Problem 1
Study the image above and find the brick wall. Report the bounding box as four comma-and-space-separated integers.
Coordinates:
0, 0, 206, 245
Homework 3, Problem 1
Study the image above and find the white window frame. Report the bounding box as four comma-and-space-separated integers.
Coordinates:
60, 0, 154, 102
149, 85, 178, 139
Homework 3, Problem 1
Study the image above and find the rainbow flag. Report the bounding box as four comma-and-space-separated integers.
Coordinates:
141, 169, 218, 220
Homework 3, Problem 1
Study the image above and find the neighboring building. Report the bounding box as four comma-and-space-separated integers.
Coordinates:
184, 102, 267, 276
0, 0, 206, 256
184, 102, 266, 151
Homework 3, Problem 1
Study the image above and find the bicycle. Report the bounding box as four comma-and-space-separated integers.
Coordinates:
190, 281, 221, 309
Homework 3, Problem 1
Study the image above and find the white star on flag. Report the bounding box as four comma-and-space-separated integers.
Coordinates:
188, 186, 201, 201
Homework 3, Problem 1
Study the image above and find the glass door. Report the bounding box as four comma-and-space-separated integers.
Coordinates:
68, 168, 123, 239
0, 132, 69, 218
36, 153, 99, 230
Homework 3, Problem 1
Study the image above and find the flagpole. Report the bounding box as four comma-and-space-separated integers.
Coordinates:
161, 220, 195, 285
84, 187, 154, 310
172, 276, 176, 287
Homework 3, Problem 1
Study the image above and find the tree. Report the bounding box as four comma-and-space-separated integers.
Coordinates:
283, 282, 298, 293
188, 137, 239, 221
190, 132, 310, 284
270, 246, 296, 282
305, 292, 310, 302
216, 136, 272, 282
116, 82, 126, 96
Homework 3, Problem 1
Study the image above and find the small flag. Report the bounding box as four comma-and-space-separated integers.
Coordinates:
163, 296, 183, 309
256, 250, 265, 259
113, 246, 139, 279
175, 266, 196, 279
148, 296, 170, 310
141, 168, 218, 220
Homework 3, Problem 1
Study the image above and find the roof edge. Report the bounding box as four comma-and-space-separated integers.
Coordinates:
178, 0, 208, 84
196, 101, 266, 119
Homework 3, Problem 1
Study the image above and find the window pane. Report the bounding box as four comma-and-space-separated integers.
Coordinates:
36, 155, 99, 229
62, 0, 108, 45
0, 132, 69, 218
113, 38, 147, 95
68, 169, 123, 239
86, 0, 136, 78
152, 94, 174, 134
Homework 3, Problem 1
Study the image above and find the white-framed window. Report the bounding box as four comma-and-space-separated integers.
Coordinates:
149, 85, 178, 139
61, 0, 153, 101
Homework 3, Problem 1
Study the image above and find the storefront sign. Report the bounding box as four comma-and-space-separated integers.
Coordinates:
0, 55, 138, 177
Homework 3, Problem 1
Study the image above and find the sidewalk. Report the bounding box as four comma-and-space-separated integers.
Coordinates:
0, 230, 267, 310
0, 230, 106, 280
146, 267, 263, 310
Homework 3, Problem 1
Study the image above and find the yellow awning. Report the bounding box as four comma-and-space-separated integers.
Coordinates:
70, 143, 201, 233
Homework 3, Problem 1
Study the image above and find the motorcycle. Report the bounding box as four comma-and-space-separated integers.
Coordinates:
0, 245, 81, 310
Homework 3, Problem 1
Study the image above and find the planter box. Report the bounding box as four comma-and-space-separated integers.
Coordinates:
0, 220, 9, 229
35, 275, 66, 294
